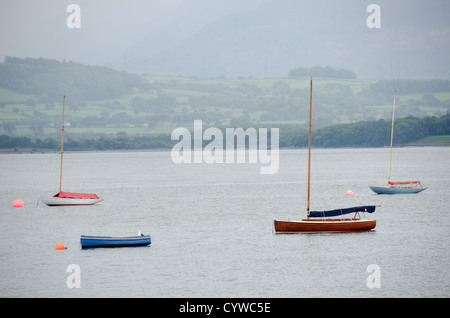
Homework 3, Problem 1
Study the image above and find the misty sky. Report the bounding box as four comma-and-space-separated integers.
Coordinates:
1, 0, 449, 79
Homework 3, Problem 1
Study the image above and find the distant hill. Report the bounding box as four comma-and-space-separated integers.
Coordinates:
288, 66, 356, 79
0, 57, 151, 103
0, 57, 449, 142
115, 0, 450, 79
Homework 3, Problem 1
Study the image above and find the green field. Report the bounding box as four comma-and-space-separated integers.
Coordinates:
412, 135, 450, 144
1, 74, 449, 141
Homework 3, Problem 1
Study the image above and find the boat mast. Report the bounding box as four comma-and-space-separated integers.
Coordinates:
307, 78, 312, 218
387, 93, 396, 183
59, 95, 65, 193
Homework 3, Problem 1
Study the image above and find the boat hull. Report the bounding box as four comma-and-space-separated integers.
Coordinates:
274, 218, 376, 234
80, 235, 151, 249
40, 196, 104, 206
369, 186, 426, 194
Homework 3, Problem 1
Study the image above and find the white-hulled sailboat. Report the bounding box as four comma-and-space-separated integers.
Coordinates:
40, 96, 103, 206
369, 94, 426, 194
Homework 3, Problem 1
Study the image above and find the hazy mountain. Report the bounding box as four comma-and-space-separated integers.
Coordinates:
1, 0, 449, 79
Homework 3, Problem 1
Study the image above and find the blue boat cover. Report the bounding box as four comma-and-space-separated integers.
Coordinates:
309, 205, 376, 218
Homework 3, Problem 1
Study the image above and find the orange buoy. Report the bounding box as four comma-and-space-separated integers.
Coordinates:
346, 190, 354, 195
13, 200, 23, 208
55, 242, 66, 250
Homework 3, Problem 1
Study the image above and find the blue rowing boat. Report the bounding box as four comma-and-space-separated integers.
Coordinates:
80, 235, 151, 249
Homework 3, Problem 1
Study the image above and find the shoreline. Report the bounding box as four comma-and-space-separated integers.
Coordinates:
2, 143, 449, 154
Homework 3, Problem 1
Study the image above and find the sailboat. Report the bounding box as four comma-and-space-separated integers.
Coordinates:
274, 78, 377, 234
369, 94, 426, 194
40, 96, 103, 206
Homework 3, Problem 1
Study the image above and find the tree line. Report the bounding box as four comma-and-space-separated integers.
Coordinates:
280, 113, 450, 148
1, 114, 448, 151
0, 134, 170, 151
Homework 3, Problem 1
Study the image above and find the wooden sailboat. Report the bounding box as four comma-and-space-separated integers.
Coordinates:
274, 78, 377, 234
369, 94, 426, 194
40, 96, 103, 206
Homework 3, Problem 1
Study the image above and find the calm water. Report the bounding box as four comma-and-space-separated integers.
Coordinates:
0, 147, 449, 297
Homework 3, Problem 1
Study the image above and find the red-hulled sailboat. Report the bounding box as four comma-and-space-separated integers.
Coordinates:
274, 78, 377, 233
40, 96, 103, 206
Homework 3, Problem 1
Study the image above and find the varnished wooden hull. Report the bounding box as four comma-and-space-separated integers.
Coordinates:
273, 218, 376, 234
